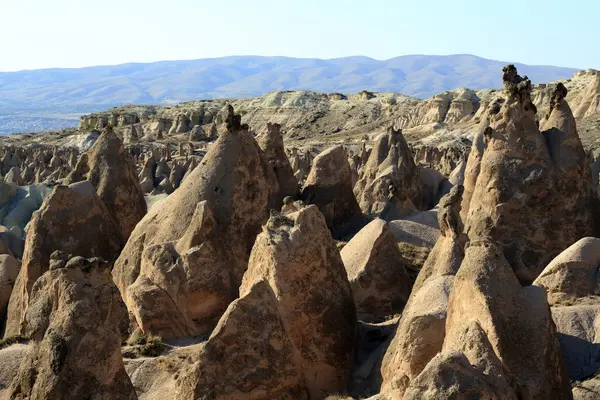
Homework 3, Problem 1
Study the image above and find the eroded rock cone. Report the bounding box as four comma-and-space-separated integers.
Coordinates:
113, 105, 277, 339
64, 127, 146, 240
300, 145, 364, 238
0, 254, 20, 325
180, 205, 355, 399
379, 185, 466, 397
257, 122, 298, 207
354, 127, 423, 217
464, 65, 595, 281
541, 83, 598, 252
9, 252, 135, 400
341, 218, 410, 320
436, 240, 572, 399
4, 181, 123, 338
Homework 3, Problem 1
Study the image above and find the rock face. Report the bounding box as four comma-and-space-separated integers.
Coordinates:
534, 238, 600, 382
541, 83, 598, 253
301, 145, 364, 238
464, 65, 596, 281
0, 254, 20, 324
179, 205, 356, 399
256, 122, 298, 207
437, 241, 572, 400
412, 185, 466, 295
113, 106, 278, 339
534, 237, 600, 304
240, 205, 356, 398
379, 186, 467, 397
4, 181, 123, 338
65, 127, 147, 240
178, 281, 309, 400
354, 127, 423, 219
341, 218, 410, 319
8, 252, 136, 400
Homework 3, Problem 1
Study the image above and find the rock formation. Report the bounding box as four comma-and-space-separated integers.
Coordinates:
179, 205, 356, 399
464, 65, 596, 281
300, 145, 364, 238
65, 127, 146, 240
4, 181, 123, 338
256, 122, 298, 207
8, 252, 136, 400
354, 127, 423, 218
341, 218, 410, 319
113, 105, 278, 339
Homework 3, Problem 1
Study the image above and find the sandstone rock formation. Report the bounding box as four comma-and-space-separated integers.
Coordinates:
256, 122, 298, 207
64, 127, 146, 240
8, 252, 136, 400
4, 181, 123, 337
341, 218, 410, 319
534, 238, 600, 382
301, 145, 364, 238
113, 105, 277, 339
175, 206, 356, 399
354, 127, 423, 218
0, 254, 20, 324
464, 65, 596, 281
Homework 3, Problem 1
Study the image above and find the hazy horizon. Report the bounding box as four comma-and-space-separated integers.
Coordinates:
2, 0, 599, 72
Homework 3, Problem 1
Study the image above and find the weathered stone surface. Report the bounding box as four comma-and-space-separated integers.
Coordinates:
240, 205, 356, 398
113, 106, 277, 339
256, 122, 298, 207
411, 185, 466, 296
71, 127, 147, 240
464, 65, 596, 281
341, 218, 410, 319
354, 127, 423, 217
0, 254, 20, 324
4, 182, 123, 338
379, 275, 454, 398
8, 253, 135, 400
177, 281, 309, 400
534, 237, 600, 304
442, 240, 572, 399
301, 145, 364, 238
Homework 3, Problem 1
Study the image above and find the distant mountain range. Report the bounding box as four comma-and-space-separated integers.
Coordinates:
0, 54, 580, 134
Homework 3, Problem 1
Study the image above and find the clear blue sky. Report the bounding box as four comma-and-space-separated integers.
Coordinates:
1, 0, 597, 72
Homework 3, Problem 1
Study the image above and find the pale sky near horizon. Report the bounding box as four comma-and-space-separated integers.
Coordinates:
0, 0, 597, 72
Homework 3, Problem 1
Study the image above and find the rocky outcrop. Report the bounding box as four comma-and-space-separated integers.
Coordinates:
378, 186, 466, 397
464, 65, 596, 281
179, 205, 356, 399
354, 127, 423, 218
437, 240, 572, 399
534, 238, 600, 382
541, 83, 598, 254
341, 218, 410, 320
65, 127, 147, 240
4, 181, 123, 338
0, 254, 20, 324
113, 106, 277, 339
301, 145, 364, 238
256, 122, 298, 207
8, 252, 135, 400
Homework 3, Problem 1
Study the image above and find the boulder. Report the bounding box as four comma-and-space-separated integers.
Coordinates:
341, 218, 410, 319
4, 181, 123, 338
301, 145, 364, 238
113, 105, 277, 339
8, 252, 136, 400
